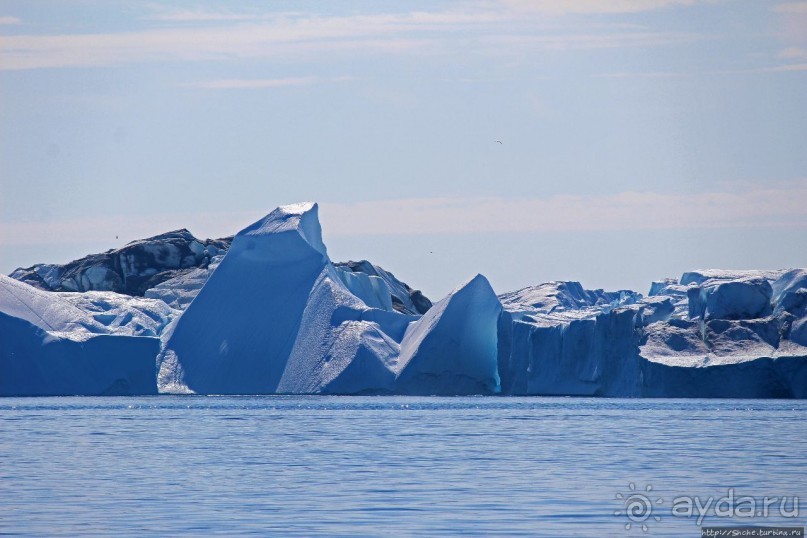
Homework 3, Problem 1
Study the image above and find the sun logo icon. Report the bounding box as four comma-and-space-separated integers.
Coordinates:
614, 483, 664, 532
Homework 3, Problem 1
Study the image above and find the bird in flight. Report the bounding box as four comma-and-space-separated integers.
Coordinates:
495, 140, 503, 144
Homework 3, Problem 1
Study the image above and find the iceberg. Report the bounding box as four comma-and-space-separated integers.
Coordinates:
637, 270, 807, 398
335, 260, 433, 315
496, 281, 645, 396
499, 280, 640, 317
144, 255, 224, 310
0, 274, 175, 338
686, 277, 773, 321
495, 272, 807, 398
10, 229, 230, 296
395, 274, 502, 395
3, 200, 806, 398
274, 264, 406, 395
497, 305, 642, 396
157, 203, 332, 394
10, 226, 432, 317
157, 203, 501, 395
0, 275, 171, 395
772, 269, 807, 317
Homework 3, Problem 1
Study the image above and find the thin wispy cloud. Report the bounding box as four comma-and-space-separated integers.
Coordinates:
4, 181, 805, 250
772, 0, 807, 49
321, 180, 807, 236
498, 0, 718, 14
760, 63, 807, 72
0, 5, 710, 71
592, 70, 691, 78
0, 209, 266, 250
147, 10, 263, 23
0, 15, 21, 25
772, 1, 807, 13
778, 47, 807, 60
0, 12, 467, 70
481, 31, 704, 50
717, 63, 807, 74
147, 8, 506, 25
187, 76, 320, 90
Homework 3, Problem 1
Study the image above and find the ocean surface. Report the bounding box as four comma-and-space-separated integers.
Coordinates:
1, 397, 805, 537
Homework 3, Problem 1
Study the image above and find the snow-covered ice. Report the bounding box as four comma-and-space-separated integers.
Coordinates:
0, 275, 172, 395
157, 203, 332, 394
3, 201, 806, 398
335, 260, 433, 315
144, 255, 224, 309
156, 203, 502, 396
496, 270, 807, 397
395, 274, 502, 395
10, 229, 230, 296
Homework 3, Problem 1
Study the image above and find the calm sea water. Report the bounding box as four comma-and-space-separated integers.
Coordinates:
1, 397, 805, 537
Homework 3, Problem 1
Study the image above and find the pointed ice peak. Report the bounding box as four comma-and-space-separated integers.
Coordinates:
236, 201, 327, 259
395, 272, 502, 395
239, 201, 316, 236
453, 273, 492, 294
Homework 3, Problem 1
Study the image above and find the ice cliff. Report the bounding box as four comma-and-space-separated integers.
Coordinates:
497, 271, 807, 398
0, 274, 173, 395
3, 202, 806, 397
156, 203, 499, 395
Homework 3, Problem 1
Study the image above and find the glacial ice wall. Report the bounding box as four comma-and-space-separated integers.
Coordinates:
0, 275, 170, 395
496, 272, 807, 398
3, 200, 806, 398
157, 203, 502, 396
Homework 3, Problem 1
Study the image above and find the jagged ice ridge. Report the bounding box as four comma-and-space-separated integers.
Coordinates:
2, 202, 806, 397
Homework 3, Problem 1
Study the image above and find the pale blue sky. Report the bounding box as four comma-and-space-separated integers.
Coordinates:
1, 0, 806, 298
